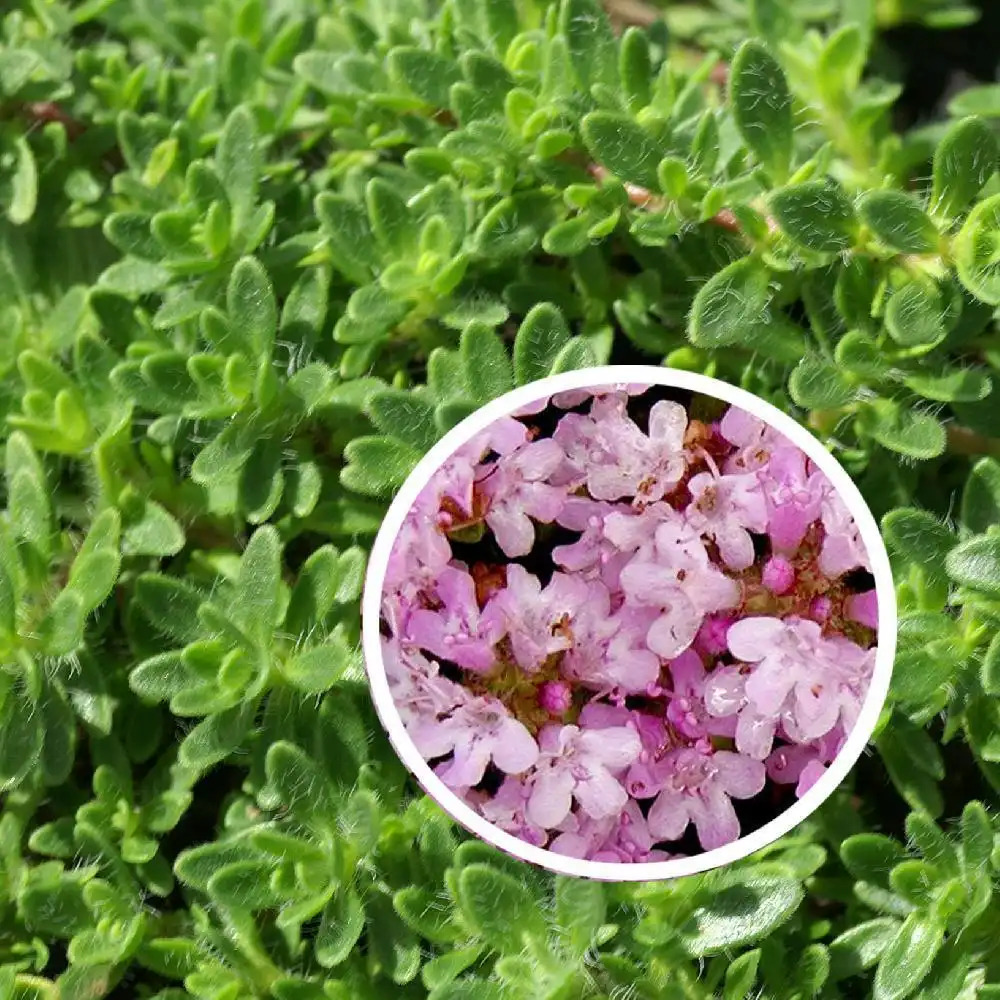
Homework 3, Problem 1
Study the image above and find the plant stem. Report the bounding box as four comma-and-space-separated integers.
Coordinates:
946, 425, 1000, 459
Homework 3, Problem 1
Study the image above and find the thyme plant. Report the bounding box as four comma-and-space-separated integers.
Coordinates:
1, 0, 1000, 997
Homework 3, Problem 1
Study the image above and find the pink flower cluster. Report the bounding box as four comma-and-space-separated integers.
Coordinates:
381, 385, 877, 862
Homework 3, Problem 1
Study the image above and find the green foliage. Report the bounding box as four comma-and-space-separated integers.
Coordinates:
1, 0, 1000, 997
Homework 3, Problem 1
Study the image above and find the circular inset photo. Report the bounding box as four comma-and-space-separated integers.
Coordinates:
362, 366, 896, 880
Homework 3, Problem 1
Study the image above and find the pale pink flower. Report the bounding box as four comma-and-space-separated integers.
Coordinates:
685, 469, 767, 570
410, 695, 539, 789
619, 520, 741, 658
484, 566, 588, 672
526, 723, 641, 828
818, 487, 869, 578
480, 439, 567, 557
405, 566, 503, 671
647, 745, 766, 850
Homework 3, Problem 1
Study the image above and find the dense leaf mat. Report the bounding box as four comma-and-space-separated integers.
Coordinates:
1, 0, 1000, 997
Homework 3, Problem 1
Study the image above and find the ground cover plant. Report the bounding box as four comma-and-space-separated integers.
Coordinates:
2, 0, 1000, 996
380, 383, 880, 861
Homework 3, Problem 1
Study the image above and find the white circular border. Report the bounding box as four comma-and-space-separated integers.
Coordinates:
361, 365, 897, 881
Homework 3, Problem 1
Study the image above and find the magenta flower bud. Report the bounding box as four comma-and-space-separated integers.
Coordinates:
845, 589, 878, 629
695, 613, 735, 656
538, 681, 572, 715
761, 556, 795, 595
809, 596, 832, 622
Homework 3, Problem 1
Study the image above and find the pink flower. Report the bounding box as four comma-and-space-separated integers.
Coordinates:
766, 728, 844, 798
461, 415, 530, 461
685, 469, 767, 570
405, 566, 503, 671
666, 649, 737, 742
619, 520, 741, 658
382, 638, 466, 729
478, 777, 547, 846
727, 617, 873, 743
550, 383, 649, 410
646, 745, 765, 850
562, 594, 661, 694
552, 498, 632, 588
818, 488, 869, 578
526, 723, 641, 828
703, 663, 779, 760
758, 450, 824, 554
719, 406, 790, 473
590, 801, 675, 863
484, 565, 588, 672
384, 487, 452, 601
380, 390, 879, 860
410, 695, 539, 789
480, 439, 567, 557
846, 589, 878, 629
554, 395, 688, 502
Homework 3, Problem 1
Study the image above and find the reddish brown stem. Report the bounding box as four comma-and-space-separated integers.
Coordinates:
587, 164, 774, 237
19, 101, 87, 140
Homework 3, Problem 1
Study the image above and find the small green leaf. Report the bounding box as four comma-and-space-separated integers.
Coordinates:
983, 632, 1000, 696
264, 741, 335, 827
460, 322, 514, 403
551, 338, 597, 373
367, 389, 439, 451
946, 535, 1000, 597
904, 367, 991, 402
281, 635, 357, 695
227, 257, 277, 358
130, 651, 203, 701
841, 833, 907, 887
680, 874, 804, 956
67, 549, 120, 614
829, 918, 900, 981
0, 686, 43, 790
513, 303, 571, 385
730, 40, 793, 180
216, 105, 260, 231
723, 948, 761, 1000
559, 0, 618, 92
874, 912, 944, 1000
860, 400, 946, 460
394, 886, 459, 946
788, 355, 857, 408
689, 256, 772, 348
123, 499, 185, 557
882, 508, 954, 582
554, 878, 606, 956
580, 112, 662, 189
179, 700, 257, 771
316, 887, 365, 967
389, 47, 461, 107
860, 191, 938, 254
208, 860, 279, 910
6, 136, 38, 225
954, 193, 1000, 305
366, 179, 419, 259
235, 525, 283, 638
932, 116, 998, 219
770, 181, 858, 253
962, 458, 1000, 533
949, 85, 1000, 118
456, 864, 547, 953
884, 282, 947, 348
341, 436, 421, 497
960, 801, 994, 870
